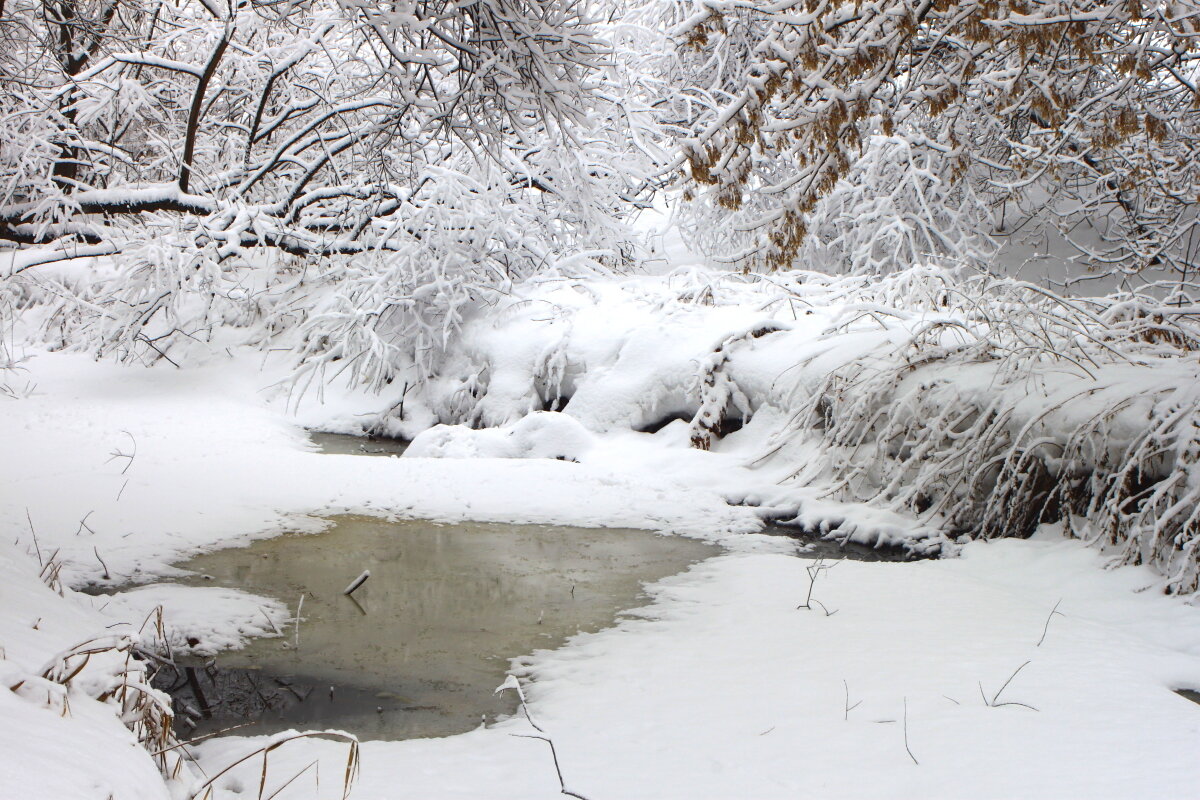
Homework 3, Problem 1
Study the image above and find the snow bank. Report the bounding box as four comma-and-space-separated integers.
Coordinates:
386, 267, 1200, 587
0, 546, 178, 799
98, 584, 289, 657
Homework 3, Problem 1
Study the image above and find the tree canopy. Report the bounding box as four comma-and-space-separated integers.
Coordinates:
668, 0, 1200, 277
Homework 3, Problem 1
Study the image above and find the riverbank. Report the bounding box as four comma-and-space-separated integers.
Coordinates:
3, 275, 1200, 798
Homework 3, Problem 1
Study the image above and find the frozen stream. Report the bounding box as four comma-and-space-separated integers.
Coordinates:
307, 431, 410, 457
151, 431, 912, 742
156, 515, 718, 740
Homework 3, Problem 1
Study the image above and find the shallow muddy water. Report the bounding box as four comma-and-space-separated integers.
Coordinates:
162, 516, 717, 740
308, 431, 409, 457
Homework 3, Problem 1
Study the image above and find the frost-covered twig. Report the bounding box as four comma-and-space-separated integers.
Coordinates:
797, 558, 841, 616
497, 675, 591, 800
1036, 600, 1064, 648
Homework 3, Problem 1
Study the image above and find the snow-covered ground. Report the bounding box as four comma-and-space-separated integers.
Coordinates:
2, 270, 1200, 799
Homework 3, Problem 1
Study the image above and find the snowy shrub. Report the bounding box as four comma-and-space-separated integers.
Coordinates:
28, 631, 183, 782
766, 268, 1200, 591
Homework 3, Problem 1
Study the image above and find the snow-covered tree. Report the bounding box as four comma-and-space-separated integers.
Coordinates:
666, 0, 1200, 278
1, 0, 608, 238
0, 0, 653, 382
796, 136, 995, 275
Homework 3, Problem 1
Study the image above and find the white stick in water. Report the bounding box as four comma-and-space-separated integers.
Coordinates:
343, 570, 370, 596
294, 593, 304, 649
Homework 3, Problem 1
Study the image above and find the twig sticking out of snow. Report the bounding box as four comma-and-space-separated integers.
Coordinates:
294, 593, 305, 650
797, 558, 841, 615
107, 430, 137, 475
496, 675, 591, 800
979, 660, 1039, 711
258, 607, 282, 636
75, 510, 96, 536
25, 508, 41, 565
93, 546, 110, 581
343, 570, 370, 596
1036, 599, 1064, 647
903, 697, 918, 765
188, 730, 360, 800
844, 679, 862, 720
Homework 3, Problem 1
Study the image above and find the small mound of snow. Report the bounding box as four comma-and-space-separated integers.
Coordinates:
406, 411, 593, 461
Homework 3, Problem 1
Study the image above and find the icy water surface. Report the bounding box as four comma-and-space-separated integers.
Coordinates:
161, 516, 717, 740
759, 523, 917, 562
307, 431, 409, 457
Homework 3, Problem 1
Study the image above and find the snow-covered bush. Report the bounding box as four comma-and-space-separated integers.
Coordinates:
30, 631, 181, 781
766, 269, 1200, 591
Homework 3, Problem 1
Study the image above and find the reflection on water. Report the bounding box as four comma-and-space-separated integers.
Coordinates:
165, 516, 717, 740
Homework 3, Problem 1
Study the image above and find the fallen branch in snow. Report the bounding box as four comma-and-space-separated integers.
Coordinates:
497, 675, 591, 800
689, 322, 787, 450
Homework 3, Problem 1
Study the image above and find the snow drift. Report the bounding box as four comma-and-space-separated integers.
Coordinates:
395, 266, 1200, 591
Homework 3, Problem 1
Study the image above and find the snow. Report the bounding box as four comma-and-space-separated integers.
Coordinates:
2, 269, 1200, 799
0, 549, 173, 800
0, 350, 759, 589
97, 585, 289, 657
193, 539, 1200, 799
407, 412, 594, 460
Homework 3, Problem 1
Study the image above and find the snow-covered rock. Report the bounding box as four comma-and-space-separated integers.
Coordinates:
406, 411, 593, 461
